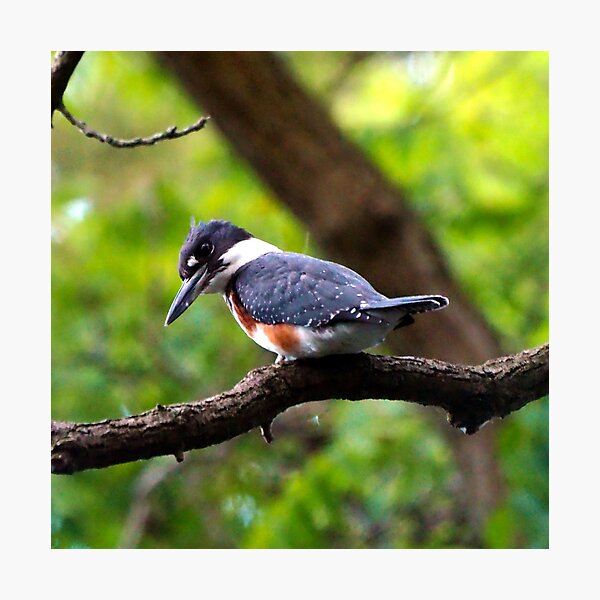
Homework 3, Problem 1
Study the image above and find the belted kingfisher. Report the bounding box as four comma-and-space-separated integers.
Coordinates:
165, 219, 449, 361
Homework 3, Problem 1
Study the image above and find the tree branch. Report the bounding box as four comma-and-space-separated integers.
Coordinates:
51, 344, 548, 475
51, 51, 84, 120
58, 104, 210, 148
51, 50, 210, 146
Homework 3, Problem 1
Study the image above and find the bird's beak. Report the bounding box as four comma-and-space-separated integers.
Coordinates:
164, 266, 209, 326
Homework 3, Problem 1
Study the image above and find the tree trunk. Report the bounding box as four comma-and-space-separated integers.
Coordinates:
156, 51, 507, 534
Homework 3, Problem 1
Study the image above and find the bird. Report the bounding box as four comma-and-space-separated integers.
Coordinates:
165, 219, 449, 362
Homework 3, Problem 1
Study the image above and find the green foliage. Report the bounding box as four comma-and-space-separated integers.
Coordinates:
51, 51, 548, 548
243, 402, 461, 549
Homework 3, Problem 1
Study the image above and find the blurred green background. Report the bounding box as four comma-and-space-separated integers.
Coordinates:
51, 51, 548, 549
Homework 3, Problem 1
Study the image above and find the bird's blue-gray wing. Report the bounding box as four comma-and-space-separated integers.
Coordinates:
232, 252, 391, 327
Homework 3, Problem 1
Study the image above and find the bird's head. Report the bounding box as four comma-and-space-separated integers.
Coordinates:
164, 219, 278, 326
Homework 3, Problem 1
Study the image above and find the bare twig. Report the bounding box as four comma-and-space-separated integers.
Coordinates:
51, 344, 549, 475
57, 104, 210, 148
51, 50, 210, 147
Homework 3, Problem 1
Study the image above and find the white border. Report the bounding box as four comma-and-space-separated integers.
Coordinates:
3, 1, 599, 597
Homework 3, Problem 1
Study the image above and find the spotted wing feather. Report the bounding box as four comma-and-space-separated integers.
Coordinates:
231, 252, 390, 328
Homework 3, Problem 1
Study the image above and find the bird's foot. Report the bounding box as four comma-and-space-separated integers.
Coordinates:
275, 354, 298, 364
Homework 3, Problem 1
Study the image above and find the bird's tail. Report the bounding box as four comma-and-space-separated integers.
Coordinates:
363, 294, 449, 314
361, 294, 448, 330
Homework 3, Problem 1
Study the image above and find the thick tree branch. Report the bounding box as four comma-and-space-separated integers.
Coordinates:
51, 344, 548, 475
51, 51, 84, 119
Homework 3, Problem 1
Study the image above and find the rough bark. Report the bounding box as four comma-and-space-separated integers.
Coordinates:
51, 51, 84, 119
155, 51, 510, 527
52, 345, 548, 475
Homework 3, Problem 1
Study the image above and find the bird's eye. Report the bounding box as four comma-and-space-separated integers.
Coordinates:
198, 242, 213, 257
